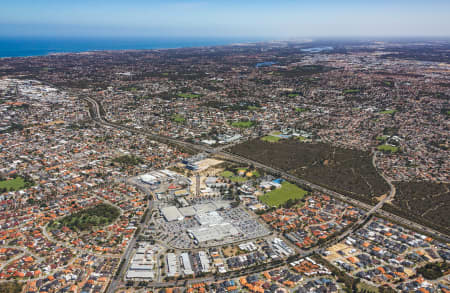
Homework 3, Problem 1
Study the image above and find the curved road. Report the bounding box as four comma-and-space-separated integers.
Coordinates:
83, 97, 450, 291
84, 96, 449, 241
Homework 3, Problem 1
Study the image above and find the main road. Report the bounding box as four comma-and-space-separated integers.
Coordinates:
84, 96, 449, 291
84, 96, 449, 242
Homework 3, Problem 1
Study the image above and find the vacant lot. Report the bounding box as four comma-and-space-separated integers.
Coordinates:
229, 139, 389, 201
260, 181, 307, 207
220, 167, 259, 182
416, 262, 449, 280
222, 245, 243, 257
385, 182, 450, 235
0, 282, 22, 293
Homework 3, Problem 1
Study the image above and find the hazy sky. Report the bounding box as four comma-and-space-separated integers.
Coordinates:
1, 0, 449, 38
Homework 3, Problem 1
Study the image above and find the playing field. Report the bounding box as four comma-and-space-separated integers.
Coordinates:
377, 144, 399, 153
230, 176, 247, 183
172, 114, 186, 123
0, 177, 27, 192
220, 171, 234, 178
295, 107, 308, 113
261, 135, 281, 143
178, 93, 200, 99
260, 181, 308, 207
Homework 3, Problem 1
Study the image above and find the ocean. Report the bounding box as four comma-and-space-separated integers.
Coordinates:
0, 36, 266, 58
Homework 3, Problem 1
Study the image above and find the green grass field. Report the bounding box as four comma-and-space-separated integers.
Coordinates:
298, 136, 308, 142
343, 89, 360, 94
177, 93, 200, 99
172, 114, 186, 123
0, 177, 27, 192
288, 93, 299, 97
376, 135, 388, 141
247, 105, 260, 110
261, 135, 281, 143
260, 181, 308, 207
230, 176, 247, 183
377, 144, 400, 153
231, 121, 256, 128
379, 109, 397, 114
220, 171, 234, 178
295, 107, 308, 113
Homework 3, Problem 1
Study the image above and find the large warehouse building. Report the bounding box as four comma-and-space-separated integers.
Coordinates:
161, 206, 184, 222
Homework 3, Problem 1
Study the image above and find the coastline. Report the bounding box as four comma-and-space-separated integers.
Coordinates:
0, 36, 269, 58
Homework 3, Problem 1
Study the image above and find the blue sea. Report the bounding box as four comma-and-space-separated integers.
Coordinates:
0, 37, 267, 58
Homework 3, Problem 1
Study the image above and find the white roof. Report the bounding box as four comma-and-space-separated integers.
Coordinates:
198, 251, 211, 272
161, 206, 184, 222
188, 223, 240, 243
126, 270, 154, 279
179, 206, 196, 217
167, 253, 178, 277
194, 203, 216, 214
181, 253, 194, 275
140, 174, 157, 183
195, 211, 223, 226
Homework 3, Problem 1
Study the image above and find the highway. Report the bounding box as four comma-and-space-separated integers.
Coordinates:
84, 96, 450, 242
106, 186, 153, 293
84, 96, 450, 291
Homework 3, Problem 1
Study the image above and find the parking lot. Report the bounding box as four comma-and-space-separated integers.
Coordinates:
156, 205, 270, 249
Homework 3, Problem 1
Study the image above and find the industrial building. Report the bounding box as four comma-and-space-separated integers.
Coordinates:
126, 244, 157, 280
181, 253, 194, 275
167, 253, 178, 277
